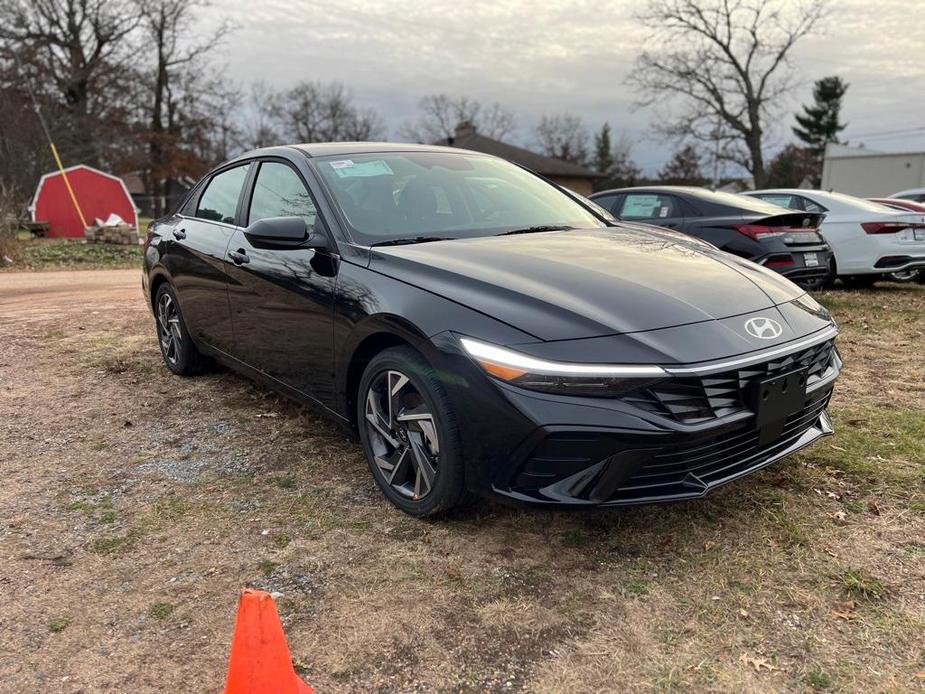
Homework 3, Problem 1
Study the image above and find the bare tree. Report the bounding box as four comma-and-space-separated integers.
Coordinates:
0, 0, 142, 166
0, 0, 140, 115
136, 0, 233, 215
400, 94, 516, 142
241, 80, 280, 150
628, 0, 828, 187
534, 112, 589, 166
274, 81, 385, 143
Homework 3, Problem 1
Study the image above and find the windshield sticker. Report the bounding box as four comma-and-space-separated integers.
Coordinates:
331, 160, 394, 178
621, 194, 660, 218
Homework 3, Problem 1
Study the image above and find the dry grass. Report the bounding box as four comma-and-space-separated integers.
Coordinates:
0, 276, 923, 692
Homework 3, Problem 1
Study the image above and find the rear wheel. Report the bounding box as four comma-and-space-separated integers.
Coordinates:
887, 269, 920, 283
154, 283, 205, 375
357, 346, 467, 516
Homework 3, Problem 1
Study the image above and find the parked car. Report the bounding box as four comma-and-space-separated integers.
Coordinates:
589, 186, 832, 289
144, 144, 840, 516
744, 189, 925, 288
870, 198, 925, 214
890, 188, 925, 203
868, 198, 925, 282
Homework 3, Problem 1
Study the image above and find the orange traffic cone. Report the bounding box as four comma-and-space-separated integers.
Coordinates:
222, 589, 314, 694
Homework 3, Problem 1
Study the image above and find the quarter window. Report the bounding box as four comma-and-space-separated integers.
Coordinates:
196, 164, 251, 224
591, 194, 619, 213
248, 162, 318, 228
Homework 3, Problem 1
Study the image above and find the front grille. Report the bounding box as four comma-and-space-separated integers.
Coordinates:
622, 339, 836, 424
610, 392, 831, 502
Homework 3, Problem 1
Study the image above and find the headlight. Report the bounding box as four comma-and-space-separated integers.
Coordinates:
459, 337, 667, 397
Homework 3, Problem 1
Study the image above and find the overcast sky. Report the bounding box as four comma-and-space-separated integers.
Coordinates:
209, 0, 925, 174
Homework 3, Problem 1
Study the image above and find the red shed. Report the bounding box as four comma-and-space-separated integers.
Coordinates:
30, 164, 138, 238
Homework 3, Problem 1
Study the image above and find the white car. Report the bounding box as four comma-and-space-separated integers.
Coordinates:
890, 188, 925, 203
743, 189, 925, 287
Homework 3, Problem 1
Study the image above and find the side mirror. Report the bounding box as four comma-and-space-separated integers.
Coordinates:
243, 216, 326, 249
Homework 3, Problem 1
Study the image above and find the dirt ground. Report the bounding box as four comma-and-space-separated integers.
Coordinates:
1, 269, 923, 693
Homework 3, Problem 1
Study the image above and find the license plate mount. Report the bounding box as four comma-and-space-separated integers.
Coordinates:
804, 252, 819, 267
750, 368, 808, 445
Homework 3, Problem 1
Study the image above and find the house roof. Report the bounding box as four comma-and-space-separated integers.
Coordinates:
433, 124, 603, 179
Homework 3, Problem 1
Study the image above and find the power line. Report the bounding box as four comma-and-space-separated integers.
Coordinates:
845, 126, 925, 140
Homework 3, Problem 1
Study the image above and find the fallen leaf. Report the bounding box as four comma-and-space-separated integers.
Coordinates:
867, 500, 881, 516
826, 490, 840, 500
703, 539, 717, 551
829, 444, 846, 452
738, 608, 749, 618
831, 600, 856, 621
739, 652, 778, 672
832, 510, 847, 524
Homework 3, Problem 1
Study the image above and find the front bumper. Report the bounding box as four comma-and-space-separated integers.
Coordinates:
440, 329, 840, 508
494, 388, 833, 507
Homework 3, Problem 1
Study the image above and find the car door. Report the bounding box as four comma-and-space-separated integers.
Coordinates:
617, 192, 685, 230
168, 163, 251, 353
223, 159, 338, 404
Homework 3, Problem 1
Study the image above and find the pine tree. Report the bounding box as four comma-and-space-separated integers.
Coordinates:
793, 76, 849, 157
594, 123, 615, 176
657, 144, 705, 185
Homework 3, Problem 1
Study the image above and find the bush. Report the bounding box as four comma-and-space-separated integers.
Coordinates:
0, 183, 24, 265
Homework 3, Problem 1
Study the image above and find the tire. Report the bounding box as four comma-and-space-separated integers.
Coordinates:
915, 271, 925, 285
887, 269, 921, 283
153, 283, 206, 376
839, 275, 878, 290
357, 345, 467, 517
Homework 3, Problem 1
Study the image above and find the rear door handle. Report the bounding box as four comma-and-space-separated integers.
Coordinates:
229, 249, 250, 265
172, 228, 186, 240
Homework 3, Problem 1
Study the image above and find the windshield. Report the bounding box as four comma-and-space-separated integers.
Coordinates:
312, 151, 606, 244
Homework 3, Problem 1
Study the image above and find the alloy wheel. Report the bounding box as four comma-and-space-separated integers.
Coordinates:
157, 292, 182, 366
364, 369, 440, 500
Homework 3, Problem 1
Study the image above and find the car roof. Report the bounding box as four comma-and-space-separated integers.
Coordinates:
891, 188, 925, 197
236, 142, 485, 160
590, 185, 705, 196
593, 185, 790, 215
751, 189, 905, 214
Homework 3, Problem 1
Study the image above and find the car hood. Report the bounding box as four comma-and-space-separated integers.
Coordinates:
369, 227, 805, 341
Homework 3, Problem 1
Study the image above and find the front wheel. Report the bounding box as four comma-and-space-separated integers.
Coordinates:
357, 346, 467, 516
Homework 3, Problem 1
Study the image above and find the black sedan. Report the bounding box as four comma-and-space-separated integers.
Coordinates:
143, 144, 841, 516
590, 186, 833, 288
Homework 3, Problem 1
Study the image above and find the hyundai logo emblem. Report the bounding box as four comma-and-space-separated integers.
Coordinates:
744, 317, 783, 340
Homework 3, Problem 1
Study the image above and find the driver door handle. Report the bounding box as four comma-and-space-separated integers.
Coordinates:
229, 249, 250, 265
172, 228, 186, 240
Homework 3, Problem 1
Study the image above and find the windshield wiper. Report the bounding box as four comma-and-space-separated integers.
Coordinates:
496, 225, 575, 236
371, 236, 453, 247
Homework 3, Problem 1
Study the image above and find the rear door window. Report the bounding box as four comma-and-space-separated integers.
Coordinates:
619, 193, 680, 220
195, 164, 251, 224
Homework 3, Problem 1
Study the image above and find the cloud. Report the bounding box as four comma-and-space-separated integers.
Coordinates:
211, 0, 925, 170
